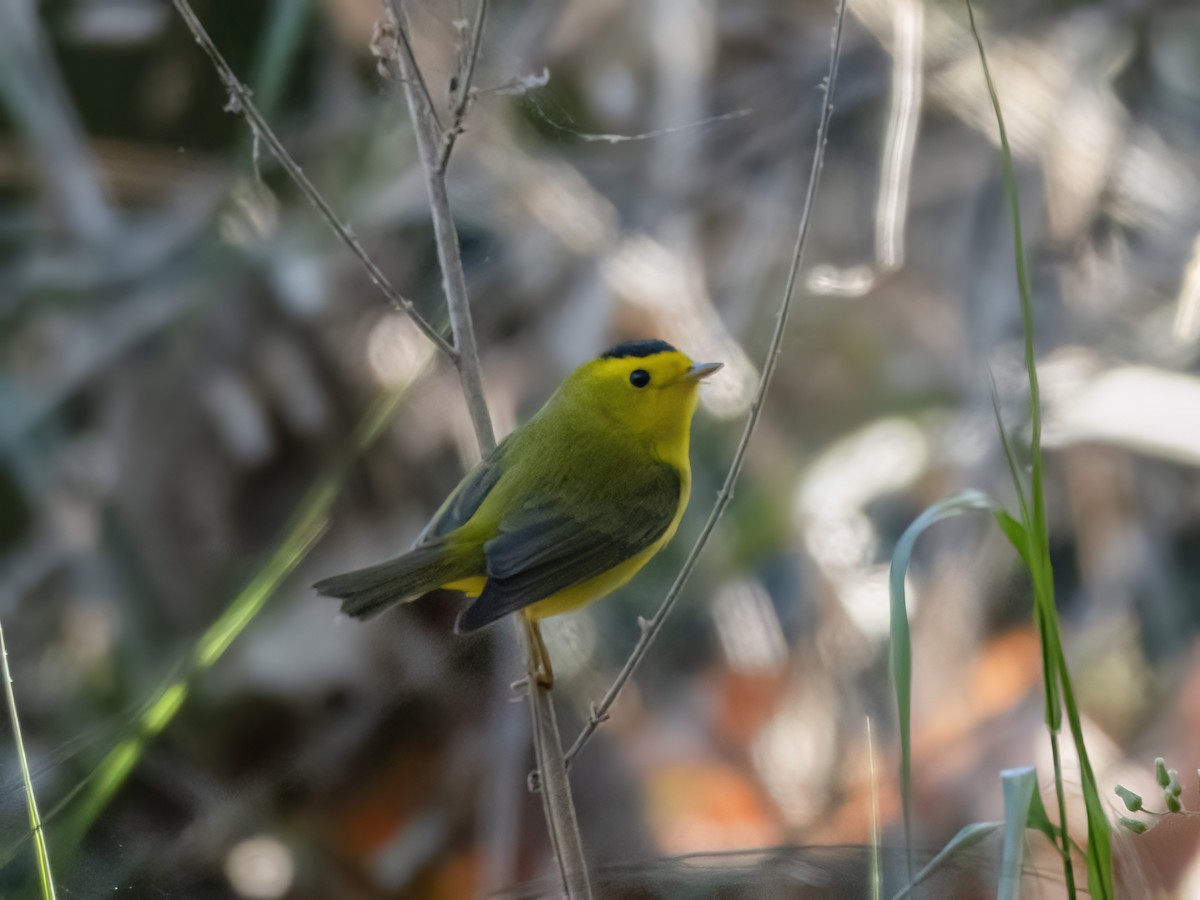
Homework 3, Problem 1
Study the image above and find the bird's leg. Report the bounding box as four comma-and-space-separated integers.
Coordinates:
525, 613, 555, 689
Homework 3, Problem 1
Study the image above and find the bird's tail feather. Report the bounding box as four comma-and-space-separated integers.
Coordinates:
314, 542, 464, 620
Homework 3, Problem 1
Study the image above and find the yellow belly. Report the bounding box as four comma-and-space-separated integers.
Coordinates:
442, 538, 666, 620
524, 540, 664, 620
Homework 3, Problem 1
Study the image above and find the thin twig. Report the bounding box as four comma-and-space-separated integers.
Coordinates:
168, 0, 455, 361
438, 0, 488, 173
387, 0, 496, 452
562, 0, 848, 771
389, 5, 443, 136
385, 3, 591, 897
520, 633, 592, 900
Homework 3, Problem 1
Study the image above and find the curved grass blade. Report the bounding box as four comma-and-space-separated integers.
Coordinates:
890, 822, 999, 900
1, 621, 57, 899
889, 489, 994, 864
998, 767, 1040, 900
888, 768, 1054, 900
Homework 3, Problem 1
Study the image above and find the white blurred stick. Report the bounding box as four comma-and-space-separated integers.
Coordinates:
808, 0, 923, 297
875, 0, 924, 273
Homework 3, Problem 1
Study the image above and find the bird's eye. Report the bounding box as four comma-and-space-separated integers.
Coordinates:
629, 369, 651, 388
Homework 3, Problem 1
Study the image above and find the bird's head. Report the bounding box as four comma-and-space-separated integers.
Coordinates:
564, 339, 722, 444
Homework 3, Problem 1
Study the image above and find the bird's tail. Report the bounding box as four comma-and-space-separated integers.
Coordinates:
314, 541, 467, 620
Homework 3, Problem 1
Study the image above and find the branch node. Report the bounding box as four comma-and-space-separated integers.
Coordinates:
370, 11, 400, 69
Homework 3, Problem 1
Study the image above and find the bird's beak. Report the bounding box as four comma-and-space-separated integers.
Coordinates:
683, 361, 723, 382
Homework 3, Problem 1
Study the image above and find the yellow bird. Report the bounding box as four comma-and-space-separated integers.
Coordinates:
315, 340, 721, 682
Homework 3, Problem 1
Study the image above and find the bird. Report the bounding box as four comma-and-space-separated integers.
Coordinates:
315, 339, 721, 684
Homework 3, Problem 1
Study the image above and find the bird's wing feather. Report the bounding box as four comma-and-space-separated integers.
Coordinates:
456, 462, 681, 631
418, 446, 507, 543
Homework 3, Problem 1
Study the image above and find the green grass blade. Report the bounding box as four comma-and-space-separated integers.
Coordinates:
889, 489, 994, 857
1, 620, 57, 899
993, 511, 1062, 730
986, 374, 1060, 738
986, 369, 1031, 527
964, 3, 1114, 896
961, 2, 1044, 534
51, 386, 410, 853
1023, 775, 1056, 844
992, 510, 1031, 571
890, 769, 1055, 900
1059, 654, 1115, 898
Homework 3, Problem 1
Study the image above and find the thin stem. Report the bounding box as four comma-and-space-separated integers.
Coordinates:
2, 620, 57, 900
388, 0, 495, 453
389, 4, 443, 136
519, 622, 593, 900
966, 2, 1112, 896
967, 0, 1074, 891
1048, 728, 1077, 895
386, 3, 589, 896
168, 0, 455, 361
563, 0, 849, 771
438, 0, 489, 173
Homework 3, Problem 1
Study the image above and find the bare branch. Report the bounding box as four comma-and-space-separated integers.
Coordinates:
384, 3, 590, 897
386, 0, 495, 453
562, 0, 850, 772
387, 5, 444, 135
168, 0, 455, 361
520, 617, 592, 900
439, 0, 489, 173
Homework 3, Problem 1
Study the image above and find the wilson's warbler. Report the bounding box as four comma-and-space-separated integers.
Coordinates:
315, 339, 721, 682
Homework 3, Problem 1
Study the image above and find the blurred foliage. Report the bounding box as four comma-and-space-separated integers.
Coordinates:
2, 0, 1200, 897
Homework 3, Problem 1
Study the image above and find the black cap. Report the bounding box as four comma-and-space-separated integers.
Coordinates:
599, 339, 677, 360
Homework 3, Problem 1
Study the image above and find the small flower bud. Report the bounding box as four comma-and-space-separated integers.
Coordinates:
1165, 791, 1182, 814
1114, 785, 1144, 812
1168, 769, 1183, 798
1156, 757, 1170, 788
1119, 816, 1148, 834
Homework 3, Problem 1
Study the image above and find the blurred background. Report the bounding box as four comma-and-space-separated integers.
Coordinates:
2, 0, 1200, 896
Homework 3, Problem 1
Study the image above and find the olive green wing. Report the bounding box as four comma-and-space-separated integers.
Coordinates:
418, 442, 509, 544
455, 463, 682, 632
